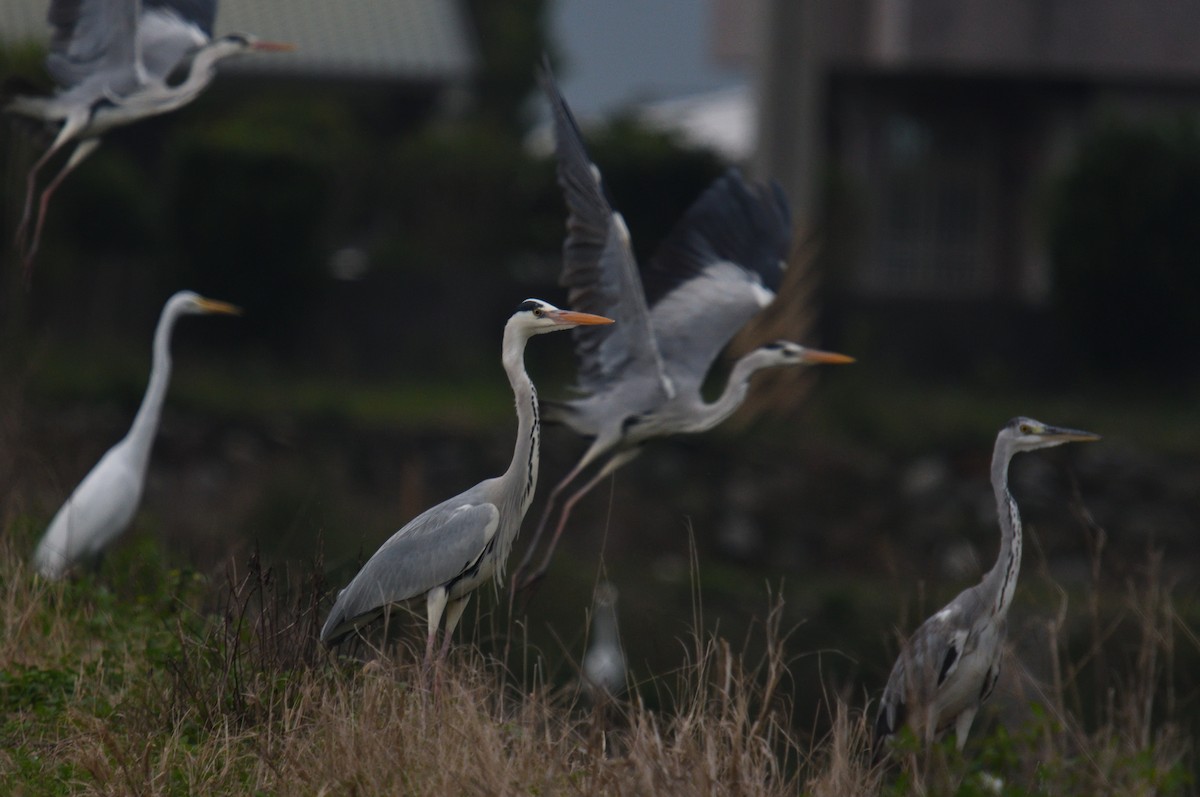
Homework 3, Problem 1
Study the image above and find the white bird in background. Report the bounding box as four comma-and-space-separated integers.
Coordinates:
320, 300, 614, 663
512, 64, 855, 592
874, 417, 1100, 756
582, 581, 627, 700
33, 290, 241, 578
5, 0, 293, 269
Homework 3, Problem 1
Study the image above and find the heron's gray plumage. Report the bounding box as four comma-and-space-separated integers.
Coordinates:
542, 68, 670, 402
320, 499, 499, 644
874, 417, 1099, 754
320, 300, 614, 654
513, 64, 851, 590
643, 174, 791, 398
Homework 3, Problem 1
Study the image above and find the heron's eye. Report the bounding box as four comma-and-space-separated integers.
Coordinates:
533, 307, 544, 317
1019, 423, 1033, 435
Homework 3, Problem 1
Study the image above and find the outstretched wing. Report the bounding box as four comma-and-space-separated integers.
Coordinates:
138, 0, 213, 80
46, 0, 143, 89
320, 500, 499, 644
143, 0, 215, 37
540, 62, 673, 402
641, 171, 791, 396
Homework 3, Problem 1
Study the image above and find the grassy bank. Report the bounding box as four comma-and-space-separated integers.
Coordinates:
0, 531, 1193, 796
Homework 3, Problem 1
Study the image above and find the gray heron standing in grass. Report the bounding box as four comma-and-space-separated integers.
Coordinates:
511, 64, 854, 592
33, 290, 241, 578
873, 417, 1100, 755
320, 300, 614, 662
6, 0, 293, 269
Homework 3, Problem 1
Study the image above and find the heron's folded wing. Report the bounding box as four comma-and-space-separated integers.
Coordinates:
540, 63, 672, 401
642, 171, 792, 396
320, 501, 499, 643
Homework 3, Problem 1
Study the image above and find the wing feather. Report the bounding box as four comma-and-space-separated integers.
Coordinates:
320, 500, 499, 644
641, 171, 792, 395
540, 62, 672, 401
643, 176, 792, 396
143, 0, 215, 37
47, 0, 142, 89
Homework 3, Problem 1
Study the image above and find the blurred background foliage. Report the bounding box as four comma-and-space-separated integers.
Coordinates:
1049, 116, 1200, 383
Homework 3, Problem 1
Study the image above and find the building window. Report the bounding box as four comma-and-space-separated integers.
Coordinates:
864, 111, 997, 297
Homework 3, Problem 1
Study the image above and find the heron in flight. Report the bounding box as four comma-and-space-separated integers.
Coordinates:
33, 290, 241, 578
511, 65, 854, 591
873, 417, 1100, 756
6, 0, 293, 269
320, 300, 614, 662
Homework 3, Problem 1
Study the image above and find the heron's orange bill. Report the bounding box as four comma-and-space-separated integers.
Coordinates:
553, 310, 614, 326
196, 298, 243, 315
252, 41, 297, 52
801, 349, 855, 365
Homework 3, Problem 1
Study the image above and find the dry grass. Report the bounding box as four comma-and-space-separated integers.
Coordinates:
0, 509, 1195, 795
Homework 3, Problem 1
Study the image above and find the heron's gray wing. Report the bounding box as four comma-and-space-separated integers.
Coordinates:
641, 171, 791, 396
875, 588, 984, 746
320, 500, 499, 643
540, 63, 672, 401
46, 0, 142, 89
137, 1, 212, 80
143, 0, 215, 37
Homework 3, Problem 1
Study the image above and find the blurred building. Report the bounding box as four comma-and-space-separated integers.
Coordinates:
719, 0, 1200, 307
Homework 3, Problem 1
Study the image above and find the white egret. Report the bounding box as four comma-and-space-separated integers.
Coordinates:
33, 290, 241, 578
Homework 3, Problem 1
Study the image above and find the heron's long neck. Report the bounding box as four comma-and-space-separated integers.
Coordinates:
501, 327, 540, 519
144, 46, 228, 114
125, 305, 179, 471
689, 352, 765, 433
983, 440, 1022, 618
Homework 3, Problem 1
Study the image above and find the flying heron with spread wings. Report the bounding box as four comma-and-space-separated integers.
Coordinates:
6, 0, 293, 268
511, 64, 853, 592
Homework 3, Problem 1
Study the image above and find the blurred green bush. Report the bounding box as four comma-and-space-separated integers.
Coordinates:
1049, 117, 1200, 381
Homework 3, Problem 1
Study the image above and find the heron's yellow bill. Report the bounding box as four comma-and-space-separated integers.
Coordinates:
196, 298, 243, 316
801, 349, 855, 365
554, 310, 614, 326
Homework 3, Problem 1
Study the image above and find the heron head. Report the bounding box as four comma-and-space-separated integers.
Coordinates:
756, 340, 855, 368
171, 290, 243, 317
1002, 416, 1100, 453
511, 298, 613, 335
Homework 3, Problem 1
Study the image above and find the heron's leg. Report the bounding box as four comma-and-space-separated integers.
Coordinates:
512, 437, 613, 582
23, 137, 101, 269
16, 111, 90, 253
519, 447, 642, 590
438, 595, 470, 661
953, 705, 977, 752
423, 586, 449, 670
